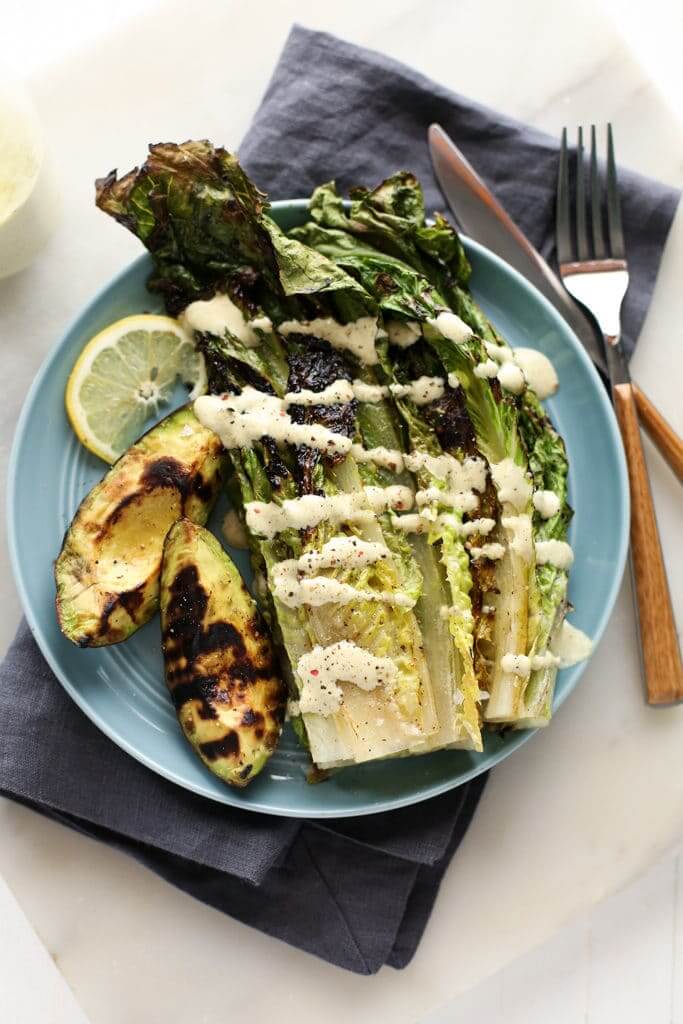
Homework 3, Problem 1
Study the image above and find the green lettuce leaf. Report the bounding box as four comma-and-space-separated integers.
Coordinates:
310, 176, 471, 291
300, 179, 537, 725
290, 220, 443, 321
96, 141, 376, 323
515, 391, 573, 726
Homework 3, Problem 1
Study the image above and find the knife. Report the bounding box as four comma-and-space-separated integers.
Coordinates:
428, 123, 606, 373
428, 123, 683, 481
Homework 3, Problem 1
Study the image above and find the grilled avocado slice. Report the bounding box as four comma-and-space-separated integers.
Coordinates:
55, 406, 225, 647
160, 519, 285, 787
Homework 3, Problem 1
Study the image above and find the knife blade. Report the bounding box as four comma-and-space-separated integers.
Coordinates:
428, 123, 606, 373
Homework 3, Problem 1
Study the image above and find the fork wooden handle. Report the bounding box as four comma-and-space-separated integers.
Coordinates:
613, 383, 683, 704
633, 384, 683, 484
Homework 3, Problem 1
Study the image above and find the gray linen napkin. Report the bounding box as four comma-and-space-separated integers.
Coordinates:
0, 621, 484, 974
240, 26, 680, 357
1, 25, 679, 976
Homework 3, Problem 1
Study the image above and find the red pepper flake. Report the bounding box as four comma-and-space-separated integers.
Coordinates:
310, 669, 319, 677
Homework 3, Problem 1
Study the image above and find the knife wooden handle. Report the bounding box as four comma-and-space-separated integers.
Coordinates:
633, 384, 683, 484
613, 383, 683, 704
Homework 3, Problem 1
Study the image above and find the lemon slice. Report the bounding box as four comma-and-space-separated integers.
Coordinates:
66, 314, 207, 463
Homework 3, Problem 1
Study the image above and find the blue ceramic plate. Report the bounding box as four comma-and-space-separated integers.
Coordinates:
8, 200, 629, 817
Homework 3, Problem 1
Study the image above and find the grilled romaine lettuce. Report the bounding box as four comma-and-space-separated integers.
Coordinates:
515, 391, 572, 726
294, 174, 573, 726
96, 143, 444, 767
193, 327, 440, 768
92, 141, 581, 772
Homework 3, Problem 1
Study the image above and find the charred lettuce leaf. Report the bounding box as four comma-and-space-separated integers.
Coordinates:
262, 219, 374, 322
96, 142, 445, 767
289, 220, 442, 321
298, 177, 540, 725
309, 175, 471, 290
96, 141, 278, 314
96, 141, 375, 321
516, 391, 573, 726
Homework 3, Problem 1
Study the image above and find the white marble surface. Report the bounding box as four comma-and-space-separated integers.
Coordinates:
1, 1, 682, 1021
429, 845, 683, 1023
0, 875, 89, 1024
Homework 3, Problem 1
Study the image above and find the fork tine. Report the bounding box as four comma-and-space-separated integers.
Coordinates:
575, 127, 589, 261
590, 125, 606, 259
606, 123, 626, 259
556, 127, 573, 264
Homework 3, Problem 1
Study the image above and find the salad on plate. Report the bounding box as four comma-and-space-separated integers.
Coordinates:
54, 140, 591, 788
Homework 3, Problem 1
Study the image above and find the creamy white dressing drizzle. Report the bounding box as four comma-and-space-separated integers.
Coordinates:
391, 513, 495, 537
391, 513, 429, 534
478, 341, 559, 400
501, 514, 533, 562
474, 359, 499, 379
513, 347, 559, 399
447, 372, 461, 389
284, 380, 355, 406
469, 542, 506, 561
297, 536, 389, 573
272, 561, 413, 610
246, 493, 371, 539
283, 376, 446, 407
497, 362, 526, 395
530, 651, 561, 670
277, 316, 380, 365
350, 443, 404, 471
385, 453, 489, 529
484, 341, 513, 363
350, 380, 387, 403
363, 485, 413, 513
404, 452, 487, 492
407, 452, 487, 517
386, 319, 422, 348
533, 490, 561, 519
535, 539, 574, 569
490, 458, 533, 511
196, 386, 489, 502
250, 315, 272, 333
389, 376, 445, 405
403, 450, 456, 480
428, 310, 474, 344
551, 621, 593, 666
181, 293, 271, 347
245, 486, 413, 539
194, 390, 351, 457
459, 517, 496, 537
415, 487, 480, 514
501, 653, 531, 678
296, 641, 397, 716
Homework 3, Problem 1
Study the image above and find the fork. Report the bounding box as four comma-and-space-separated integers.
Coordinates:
557, 124, 682, 705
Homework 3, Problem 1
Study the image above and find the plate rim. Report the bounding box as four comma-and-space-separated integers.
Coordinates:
7, 203, 630, 817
